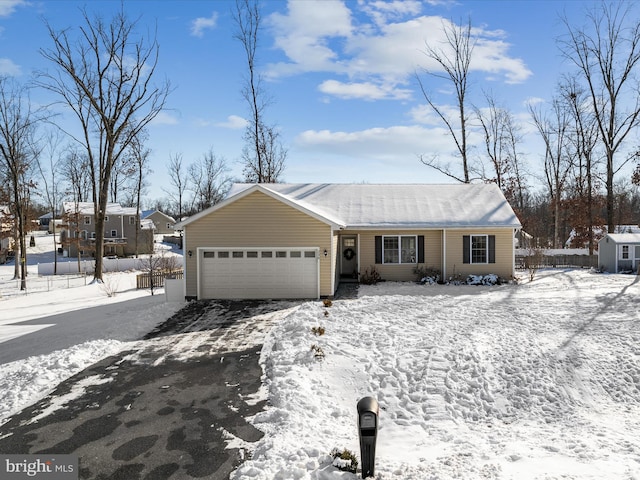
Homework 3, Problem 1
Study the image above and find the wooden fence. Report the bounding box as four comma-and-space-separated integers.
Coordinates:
136, 270, 183, 289
515, 254, 598, 270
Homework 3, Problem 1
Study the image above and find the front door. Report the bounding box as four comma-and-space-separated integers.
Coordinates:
340, 236, 358, 280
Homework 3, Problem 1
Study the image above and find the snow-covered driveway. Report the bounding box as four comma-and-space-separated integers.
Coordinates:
234, 269, 640, 479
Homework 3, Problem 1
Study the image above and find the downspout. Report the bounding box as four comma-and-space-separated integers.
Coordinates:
512, 228, 517, 278
357, 233, 361, 280
329, 227, 334, 297
442, 229, 447, 279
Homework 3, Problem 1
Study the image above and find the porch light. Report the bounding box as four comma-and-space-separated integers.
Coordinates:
323, 249, 328, 257
188, 250, 193, 257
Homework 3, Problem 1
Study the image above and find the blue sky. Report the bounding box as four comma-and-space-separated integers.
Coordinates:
0, 0, 619, 203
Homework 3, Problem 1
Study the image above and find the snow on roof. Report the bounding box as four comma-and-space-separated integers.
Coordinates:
142, 209, 176, 223
62, 202, 140, 216
602, 233, 640, 243
226, 183, 521, 228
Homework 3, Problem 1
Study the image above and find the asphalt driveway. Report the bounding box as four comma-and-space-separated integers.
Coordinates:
0, 299, 301, 480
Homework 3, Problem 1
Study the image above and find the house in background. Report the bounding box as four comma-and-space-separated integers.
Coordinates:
60, 202, 155, 258
0, 205, 13, 264
141, 209, 176, 235
597, 233, 640, 273
176, 183, 522, 300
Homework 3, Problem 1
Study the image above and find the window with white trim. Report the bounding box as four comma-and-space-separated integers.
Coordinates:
111, 230, 117, 237
383, 235, 417, 264
620, 245, 630, 260
471, 234, 489, 264
129, 216, 136, 225
84, 216, 91, 225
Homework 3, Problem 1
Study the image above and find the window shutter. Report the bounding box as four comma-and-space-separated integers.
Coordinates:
463, 235, 470, 263
418, 235, 425, 263
375, 236, 382, 264
489, 235, 496, 263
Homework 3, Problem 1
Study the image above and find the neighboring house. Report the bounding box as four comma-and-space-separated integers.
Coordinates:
597, 233, 640, 273
565, 224, 640, 248
60, 202, 155, 258
0, 205, 13, 264
175, 183, 522, 300
39, 211, 63, 233
142, 209, 176, 235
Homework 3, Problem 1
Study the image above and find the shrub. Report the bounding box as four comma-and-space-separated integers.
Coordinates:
322, 299, 333, 307
413, 264, 441, 284
311, 344, 325, 359
360, 266, 381, 285
330, 448, 358, 474
466, 273, 500, 286
312, 326, 325, 336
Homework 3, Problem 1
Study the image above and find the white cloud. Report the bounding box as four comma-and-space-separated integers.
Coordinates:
524, 96, 546, 107
0, 58, 21, 76
190, 12, 218, 38
266, 2, 532, 96
318, 79, 412, 101
267, 0, 353, 76
360, 0, 423, 27
296, 124, 454, 160
215, 115, 248, 129
150, 111, 179, 125
0, 0, 26, 17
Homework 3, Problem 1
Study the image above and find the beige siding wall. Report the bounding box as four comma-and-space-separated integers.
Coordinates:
444, 228, 515, 280
352, 230, 443, 282
340, 228, 514, 283
184, 191, 333, 298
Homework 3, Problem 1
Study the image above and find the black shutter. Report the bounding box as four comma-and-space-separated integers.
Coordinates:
489, 235, 496, 263
463, 235, 470, 263
418, 235, 425, 263
375, 236, 382, 264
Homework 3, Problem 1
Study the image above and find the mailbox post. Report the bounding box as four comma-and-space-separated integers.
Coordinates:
357, 397, 379, 478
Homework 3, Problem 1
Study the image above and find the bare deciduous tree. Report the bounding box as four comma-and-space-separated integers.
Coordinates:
37, 129, 65, 274
559, 2, 640, 233
188, 148, 232, 212
165, 152, 189, 219
529, 96, 574, 249
234, 0, 286, 183
559, 77, 602, 254
417, 18, 475, 183
37, 7, 171, 282
475, 92, 528, 219
122, 128, 151, 257
0, 77, 42, 289
241, 122, 286, 183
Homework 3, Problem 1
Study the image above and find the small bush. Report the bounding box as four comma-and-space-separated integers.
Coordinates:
311, 344, 325, 359
466, 273, 500, 285
330, 448, 358, 474
360, 266, 381, 285
101, 275, 119, 297
322, 299, 333, 307
312, 326, 325, 336
414, 264, 441, 284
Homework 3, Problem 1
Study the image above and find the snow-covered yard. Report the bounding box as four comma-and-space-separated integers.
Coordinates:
233, 270, 640, 479
1, 233, 639, 479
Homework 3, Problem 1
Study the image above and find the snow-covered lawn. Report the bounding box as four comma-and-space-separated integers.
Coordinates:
233, 270, 640, 479
1, 234, 639, 479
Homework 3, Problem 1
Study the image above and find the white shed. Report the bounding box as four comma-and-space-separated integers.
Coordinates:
597, 233, 640, 273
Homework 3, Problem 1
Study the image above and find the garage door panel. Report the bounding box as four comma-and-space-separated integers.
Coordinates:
199, 248, 318, 299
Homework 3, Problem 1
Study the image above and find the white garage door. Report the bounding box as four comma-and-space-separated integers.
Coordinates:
199, 247, 319, 299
